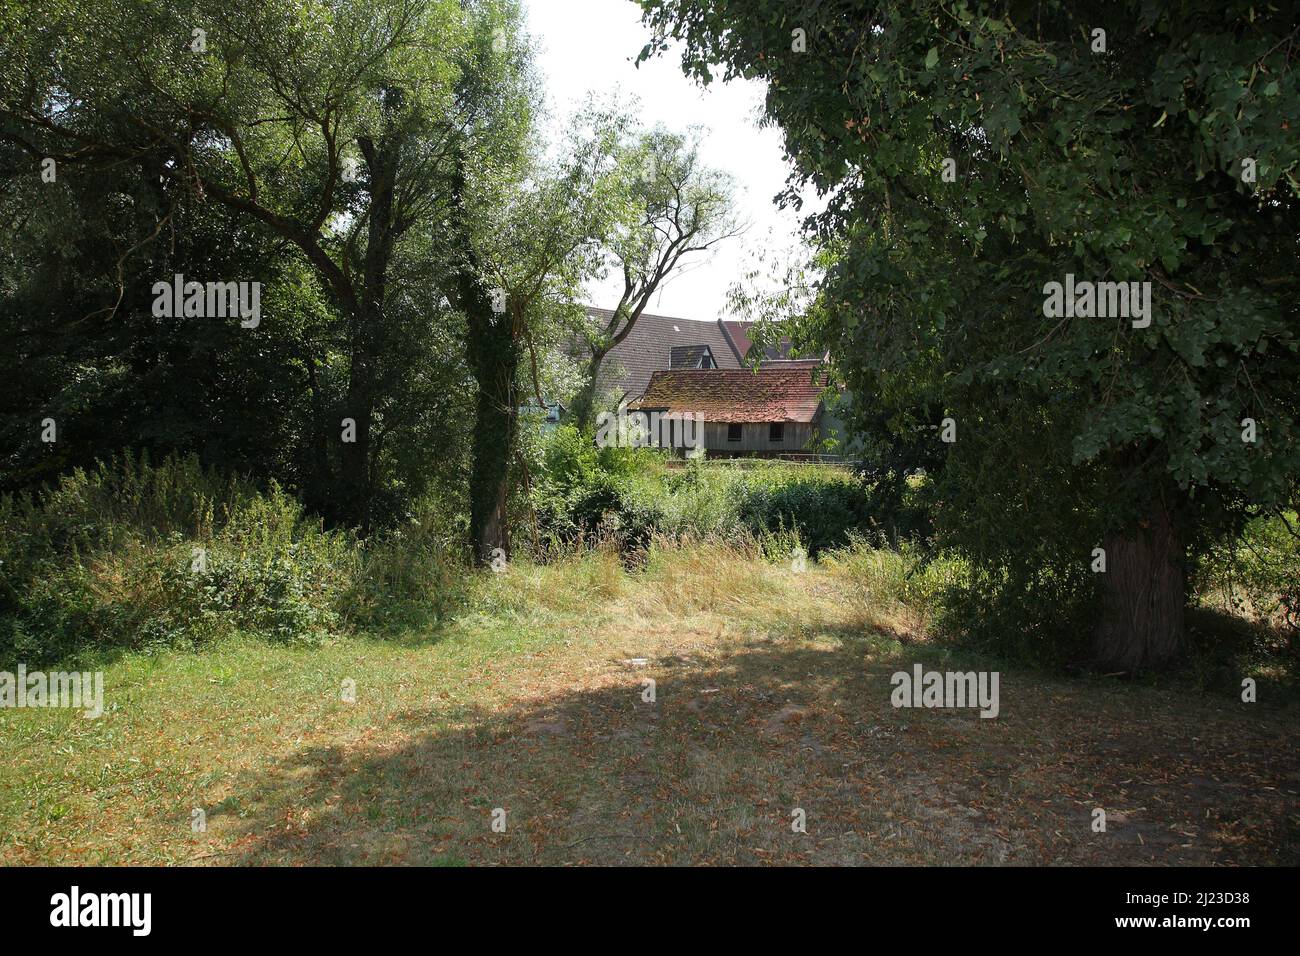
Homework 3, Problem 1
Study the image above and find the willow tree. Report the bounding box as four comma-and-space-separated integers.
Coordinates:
640, 0, 1300, 668
441, 88, 628, 563
0, 0, 524, 528
569, 123, 741, 428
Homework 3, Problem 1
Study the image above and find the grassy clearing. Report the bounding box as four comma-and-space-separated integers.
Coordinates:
2, 542, 1296, 866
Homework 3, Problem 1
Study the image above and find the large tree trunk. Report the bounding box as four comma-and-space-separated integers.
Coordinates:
466, 310, 520, 566
302, 353, 334, 514
470, 394, 515, 564
1093, 497, 1187, 670
445, 143, 524, 565
333, 133, 399, 531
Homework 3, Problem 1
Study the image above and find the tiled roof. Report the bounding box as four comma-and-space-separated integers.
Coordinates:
669, 344, 716, 368
581, 306, 818, 403
629, 368, 827, 424
584, 307, 742, 402
719, 320, 759, 361
759, 358, 823, 370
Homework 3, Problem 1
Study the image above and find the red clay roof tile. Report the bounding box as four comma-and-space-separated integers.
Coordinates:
629, 367, 827, 423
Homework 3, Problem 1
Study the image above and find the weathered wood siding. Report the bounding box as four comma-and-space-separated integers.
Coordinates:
701, 421, 814, 454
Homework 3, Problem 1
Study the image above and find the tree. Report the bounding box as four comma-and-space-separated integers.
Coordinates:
1, 0, 520, 528
569, 122, 741, 428
0, 82, 326, 495
639, 0, 1300, 668
440, 83, 627, 563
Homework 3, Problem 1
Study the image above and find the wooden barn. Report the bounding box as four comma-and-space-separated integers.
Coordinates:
628, 363, 829, 458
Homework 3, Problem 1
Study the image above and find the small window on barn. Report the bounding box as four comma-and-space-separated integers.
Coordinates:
727, 423, 742, 442
769, 422, 784, 442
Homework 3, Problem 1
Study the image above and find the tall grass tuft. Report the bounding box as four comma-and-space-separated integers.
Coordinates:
819, 532, 964, 639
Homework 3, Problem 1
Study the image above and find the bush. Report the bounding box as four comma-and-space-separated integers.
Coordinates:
527, 429, 878, 558
526, 425, 670, 554
819, 532, 965, 636
1193, 511, 1300, 634
0, 453, 467, 663
733, 467, 874, 555
342, 504, 470, 633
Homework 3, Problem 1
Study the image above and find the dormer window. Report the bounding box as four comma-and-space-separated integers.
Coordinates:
669, 345, 717, 370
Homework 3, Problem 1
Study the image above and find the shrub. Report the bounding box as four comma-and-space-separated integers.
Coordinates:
733, 466, 874, 554
0, 453, 467, 663
527, 430, 877, 558
1193, 512, 1300, 634
342, 504, 470, 633
819, 532, 964, 636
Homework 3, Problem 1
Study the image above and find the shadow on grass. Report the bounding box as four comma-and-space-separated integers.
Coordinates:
210, 632, 1300, 867
1184, 606, 1299, 691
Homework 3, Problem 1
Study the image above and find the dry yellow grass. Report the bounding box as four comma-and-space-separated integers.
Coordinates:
2, 543, 1296, 866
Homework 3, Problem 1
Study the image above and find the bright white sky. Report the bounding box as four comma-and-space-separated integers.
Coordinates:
523, 0, 817, 323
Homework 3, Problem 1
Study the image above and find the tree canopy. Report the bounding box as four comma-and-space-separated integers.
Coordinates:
638, 0, 1300, 666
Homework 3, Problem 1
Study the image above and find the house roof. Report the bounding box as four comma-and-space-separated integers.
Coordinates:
584, 307, 743, 402
720, 320, 825, 362
719, 320, 761, 361
581, 306, 821, 405
669, 344, 716, 368
629, 367, 827, 424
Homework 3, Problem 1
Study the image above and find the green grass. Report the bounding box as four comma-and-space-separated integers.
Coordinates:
3, 541, 1296, 866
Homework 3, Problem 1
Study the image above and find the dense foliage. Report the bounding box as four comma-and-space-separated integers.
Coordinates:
639, 0, 1300, 667
0, 454, 468, 664
527, 425, 880, 556
1, 0, 1295, 675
